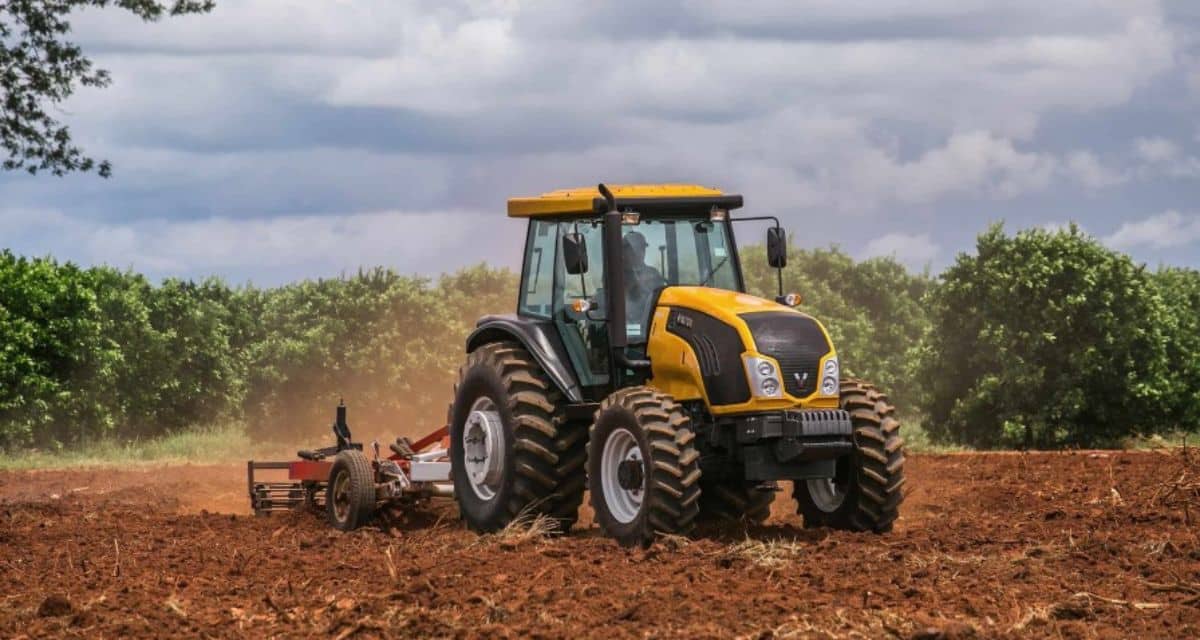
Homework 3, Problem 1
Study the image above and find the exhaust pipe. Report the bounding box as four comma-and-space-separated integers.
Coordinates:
598, 183, 651, 374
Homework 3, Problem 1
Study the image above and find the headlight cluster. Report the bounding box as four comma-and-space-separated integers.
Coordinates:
744, 356, 783, 399
821, 357, 839, 396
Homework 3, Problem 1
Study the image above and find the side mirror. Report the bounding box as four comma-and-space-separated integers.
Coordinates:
562, 232, 588, 275
767, 227, 787, 268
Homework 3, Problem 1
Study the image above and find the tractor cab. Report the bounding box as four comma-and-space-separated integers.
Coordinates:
507, 184, 784, 394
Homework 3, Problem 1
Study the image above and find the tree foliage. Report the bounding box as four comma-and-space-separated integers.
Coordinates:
0, 250, 518, 448
1153, 267, 1200, 430
240, 265, 516, 441
916, 224, 1175, 448
1, 0, 213, 177
3, 225, 1198, 451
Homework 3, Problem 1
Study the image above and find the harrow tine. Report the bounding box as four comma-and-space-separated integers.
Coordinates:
248, 461, 306, 516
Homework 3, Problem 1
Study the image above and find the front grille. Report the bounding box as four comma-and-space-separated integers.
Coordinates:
740, 311, 831, 398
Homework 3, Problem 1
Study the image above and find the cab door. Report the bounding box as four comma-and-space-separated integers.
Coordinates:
552, 219, 610, 388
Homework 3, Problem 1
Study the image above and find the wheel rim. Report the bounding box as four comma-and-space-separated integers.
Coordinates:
806, 477, 847, 513
463, 396, 505, 501
601, 427, 645, 524
331, 470, 351, 522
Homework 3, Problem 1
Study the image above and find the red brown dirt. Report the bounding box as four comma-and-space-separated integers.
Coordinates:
2, 450, 1198, 639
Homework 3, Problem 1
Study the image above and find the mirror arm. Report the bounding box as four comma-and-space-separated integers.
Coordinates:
731, 215, 787, 298
776, 247, 784, 298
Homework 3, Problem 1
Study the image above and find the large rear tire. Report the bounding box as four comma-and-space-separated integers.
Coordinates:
449, 341, 585, 533
588, 387, 701, 547
794, 379, 905, 532
326, 449, 376, 531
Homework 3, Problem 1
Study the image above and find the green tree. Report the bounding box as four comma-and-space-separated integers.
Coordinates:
1, 0, 214, 176
1153, 267, 1200, 431
916, 224, 1173, 449
242, 265, 518, 441
0, 251, 118, 447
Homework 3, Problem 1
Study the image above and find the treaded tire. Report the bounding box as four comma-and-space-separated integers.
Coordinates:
449, 341, 585, 533
326, 449, 376, 531
588, 387, 701, 547
698, 480, 774, 525
794, 378, 905, 532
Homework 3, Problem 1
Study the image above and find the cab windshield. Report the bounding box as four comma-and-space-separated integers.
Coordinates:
619, 217, 741, 292
555, 217, 742, 305
548, 216, 740, 345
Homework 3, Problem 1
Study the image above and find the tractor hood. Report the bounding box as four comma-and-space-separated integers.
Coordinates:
646, 287, 840, 413
655, 287, 791, 324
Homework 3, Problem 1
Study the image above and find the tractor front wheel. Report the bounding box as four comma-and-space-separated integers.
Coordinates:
326, 449, 376, 531
588, 387, 701, 547
793, 378, 905, 532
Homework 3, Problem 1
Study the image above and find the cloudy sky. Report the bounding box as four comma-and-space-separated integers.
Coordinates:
2, 0, 1198, 284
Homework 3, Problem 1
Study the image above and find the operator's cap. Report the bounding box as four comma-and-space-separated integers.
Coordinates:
623, 231, 648, 249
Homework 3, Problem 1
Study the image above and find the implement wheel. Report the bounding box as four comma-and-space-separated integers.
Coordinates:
326, 449, 376, 531
588, 387, 701, 547
794, 378, 905, 532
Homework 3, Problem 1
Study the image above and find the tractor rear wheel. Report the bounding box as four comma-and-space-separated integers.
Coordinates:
326, 449, 376, 531
449, 341, 585, 534
588, 387, 701, 547
698, 480, 775, 525
794, 379, 905, 532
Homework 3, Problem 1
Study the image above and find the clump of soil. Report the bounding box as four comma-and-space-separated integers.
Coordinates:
35, 596, 72, 618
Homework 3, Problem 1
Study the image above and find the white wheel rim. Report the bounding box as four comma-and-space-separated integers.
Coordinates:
601, 427, 644, 524
807, 477, 847, 513
463, 397, 504, 501
331, 470, 351, 522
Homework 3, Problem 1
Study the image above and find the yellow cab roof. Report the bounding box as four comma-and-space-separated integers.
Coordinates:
507, 184, 737, 218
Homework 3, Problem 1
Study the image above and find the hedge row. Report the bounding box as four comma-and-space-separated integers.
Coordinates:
3, 223, 1198, 450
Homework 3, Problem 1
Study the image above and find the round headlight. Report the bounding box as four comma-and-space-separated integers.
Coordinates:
761, 378, 780, 396
756, 360, 775, 377
821, 376, 838, 396
824, 359, 838, 376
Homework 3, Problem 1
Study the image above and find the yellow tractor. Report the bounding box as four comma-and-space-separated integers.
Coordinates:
449, 184, 905, 545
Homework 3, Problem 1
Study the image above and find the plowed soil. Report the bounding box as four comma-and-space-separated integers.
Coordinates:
2, 451, 1199, 639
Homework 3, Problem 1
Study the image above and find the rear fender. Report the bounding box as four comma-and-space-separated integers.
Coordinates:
466, 314, 583, 403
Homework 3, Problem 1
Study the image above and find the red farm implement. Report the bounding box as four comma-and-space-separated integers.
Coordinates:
247, 402, 452, 530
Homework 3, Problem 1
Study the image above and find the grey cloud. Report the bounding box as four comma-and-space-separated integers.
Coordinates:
115, 101, 617, 156
1105, 210, 1200, 250
516, 1, 1158, 42
1, 206, 526, 286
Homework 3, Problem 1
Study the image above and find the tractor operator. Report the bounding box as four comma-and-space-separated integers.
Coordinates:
622, 231, 666, 333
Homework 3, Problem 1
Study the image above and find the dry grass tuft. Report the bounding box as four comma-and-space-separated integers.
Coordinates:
488, 511, 560, 550
1149, 446, 1200, 524
656, 533, 691, 551
724, 537, 805, 569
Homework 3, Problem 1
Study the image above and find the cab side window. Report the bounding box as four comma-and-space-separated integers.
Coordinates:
555, 220, 609, 380
559, 221, 605, 303
519, 220, 557, 318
